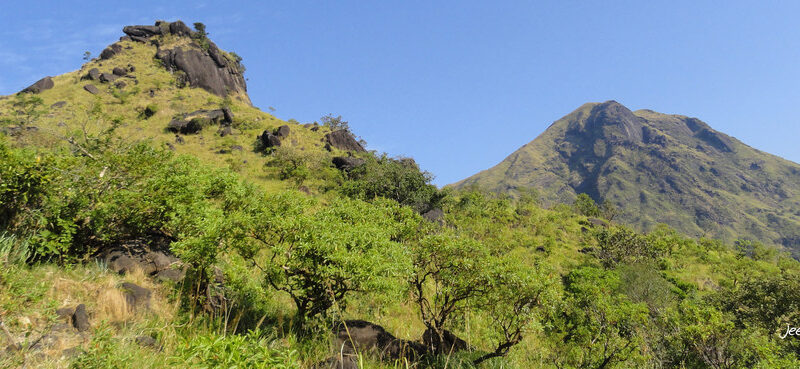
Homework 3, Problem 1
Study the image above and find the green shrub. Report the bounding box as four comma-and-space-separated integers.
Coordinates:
340, 154, 444, 213
171, 329, 301, 368
234, 194, 419, 329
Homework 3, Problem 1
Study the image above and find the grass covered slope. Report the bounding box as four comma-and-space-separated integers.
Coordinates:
453, 100, 800, 254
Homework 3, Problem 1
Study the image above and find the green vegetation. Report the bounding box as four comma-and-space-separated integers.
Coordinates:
2, 24, 800, 369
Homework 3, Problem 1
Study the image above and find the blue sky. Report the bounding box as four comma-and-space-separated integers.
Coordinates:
2, 1, 799, 185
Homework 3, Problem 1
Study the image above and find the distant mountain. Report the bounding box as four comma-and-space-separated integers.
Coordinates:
453, 101, 800, 254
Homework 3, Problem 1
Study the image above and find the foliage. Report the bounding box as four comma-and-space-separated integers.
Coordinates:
235, 194, 419, 329
0, 139, 53, 231
228, 51, 246, 73
409, 230, 557, 362
340, 154, 444, 213
193, 22, 211, 51
595, 226, 667, 267
318, 114, 349, 131
265, 146, 321, 185
574, 193, 600, 217
546, 267, 648, 369
5, 93, 47, 126
171, 329, 301, 368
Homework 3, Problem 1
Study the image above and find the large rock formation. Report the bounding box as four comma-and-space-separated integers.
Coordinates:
112, 21, 250, 103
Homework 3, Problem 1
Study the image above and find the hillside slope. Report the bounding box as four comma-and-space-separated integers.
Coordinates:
0, 20, 361, 195
453, 101, 800, 253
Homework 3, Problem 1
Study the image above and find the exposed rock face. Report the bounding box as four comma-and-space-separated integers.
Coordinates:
168, 21, 193, 37
99, 73, 118, 83
275, 125, 290, 138
156, 46, 248, 102
20, 77, 54, 94
106, 21, 250, 102
325, 130, 365, 152
112, 67, 127, 76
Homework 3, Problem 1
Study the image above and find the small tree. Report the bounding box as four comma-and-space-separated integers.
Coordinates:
574, 193, 601, 217
11, 93, 47, 127
546, 267, 648, 368
319, 114, 349, 131
82, 51, 91, 61
410, 231, 556, 363
237, 194, 418, 330
193, 22, 207, 38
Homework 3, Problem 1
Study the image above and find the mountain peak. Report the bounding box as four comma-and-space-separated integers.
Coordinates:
453, 102, 800, 254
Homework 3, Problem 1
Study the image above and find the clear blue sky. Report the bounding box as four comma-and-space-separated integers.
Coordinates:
2, 1, 799, 185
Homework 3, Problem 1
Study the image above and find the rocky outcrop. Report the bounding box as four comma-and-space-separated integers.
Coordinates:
72, 304, 90, 332
156, 46, 248, 102
113, 21, 250, 101
325, 130, 365, 152
20, 77, 54, 94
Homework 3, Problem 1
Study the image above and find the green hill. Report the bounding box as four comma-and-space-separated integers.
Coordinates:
453, 100, 800, 255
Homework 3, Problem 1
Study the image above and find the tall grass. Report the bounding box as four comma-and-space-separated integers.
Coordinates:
0, 232, 29, 265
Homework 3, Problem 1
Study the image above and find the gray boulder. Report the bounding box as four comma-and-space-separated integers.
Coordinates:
168, 21, 193, 37
120, 283, 151, 312
99, 73, 119, 83
83, 84, 100, 94
100, 43, 122, 60
258, 131, 281, 149
112, 67, 127, 76
72, 304, 90, 332
332, 156, 365, 171
20, 77, 54, 94
122, 25, 162, 38
325, 130, 365, 152
275, 125, 290, 138
82, 68, 101, 81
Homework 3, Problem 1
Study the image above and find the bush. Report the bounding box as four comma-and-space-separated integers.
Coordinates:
234, 194, 419, 329
409, 230, 558, 363
171, 329, 301, 368
340, 154, 444, 213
